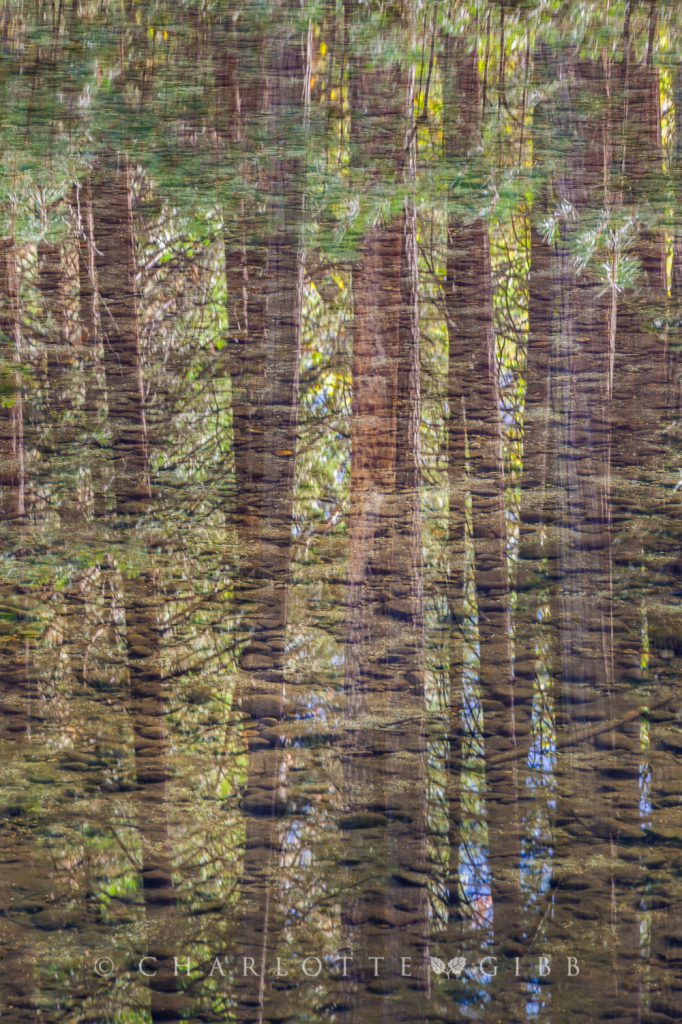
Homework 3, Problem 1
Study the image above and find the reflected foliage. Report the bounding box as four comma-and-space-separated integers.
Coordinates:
0, 2, 681, 1023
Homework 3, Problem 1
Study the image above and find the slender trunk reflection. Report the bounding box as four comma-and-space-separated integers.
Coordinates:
540, 56, 642, 1021
443, 34, 527, 958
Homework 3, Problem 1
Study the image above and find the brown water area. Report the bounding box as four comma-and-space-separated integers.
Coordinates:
0, 2, 681, 1022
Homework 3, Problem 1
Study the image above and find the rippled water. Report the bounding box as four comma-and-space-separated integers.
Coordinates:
0, 2, 681, 1023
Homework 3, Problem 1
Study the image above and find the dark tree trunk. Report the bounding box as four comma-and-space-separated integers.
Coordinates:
341, 11, 429, 1021
92, 156, 179, 1024
218, 18, 309, 1022
214, 13, 267, 526
0, 237, 25, 523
